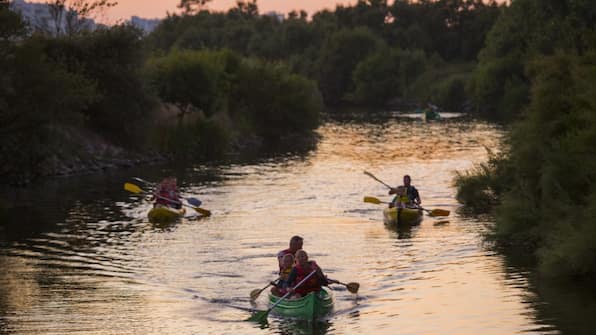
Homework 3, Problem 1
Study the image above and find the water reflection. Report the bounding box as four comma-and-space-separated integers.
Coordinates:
272, 318, 333, 335
384, 223, 418, 240
0, 115, 592, 334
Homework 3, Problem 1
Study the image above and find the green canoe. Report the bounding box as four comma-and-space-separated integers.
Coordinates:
267, 288, 333, 320
148, 206, 186, 223
383, 207, 423, 226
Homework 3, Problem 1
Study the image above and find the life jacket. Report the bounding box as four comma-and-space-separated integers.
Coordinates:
391, 195, 409, 208
276, 266, 293, 290
279, 266, 292, 281
155, 188, 180, 207
293, 261, 322, 296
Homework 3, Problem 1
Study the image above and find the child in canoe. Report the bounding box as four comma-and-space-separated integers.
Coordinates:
271, 253, 295, 297
286, 250, 329, 298
153, 177, 182, 209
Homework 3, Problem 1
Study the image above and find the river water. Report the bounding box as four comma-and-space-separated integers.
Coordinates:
1, 114, 595, 334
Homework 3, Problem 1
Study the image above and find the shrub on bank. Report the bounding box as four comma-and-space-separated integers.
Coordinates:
154, 118, 230, 160
456, 53, 596, 278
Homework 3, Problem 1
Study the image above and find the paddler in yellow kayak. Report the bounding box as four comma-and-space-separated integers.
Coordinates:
388, 174, 421, 208
152, 176, 182, 208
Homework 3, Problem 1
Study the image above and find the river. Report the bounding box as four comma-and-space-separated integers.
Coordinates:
1, 114, 595, 334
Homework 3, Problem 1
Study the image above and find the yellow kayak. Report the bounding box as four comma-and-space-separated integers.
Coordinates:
383, 207, 423, 226
148, 206, 186, 223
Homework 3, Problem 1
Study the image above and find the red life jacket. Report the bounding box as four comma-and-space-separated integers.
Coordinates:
294, 261, 322, 296
155, 188, 180, 207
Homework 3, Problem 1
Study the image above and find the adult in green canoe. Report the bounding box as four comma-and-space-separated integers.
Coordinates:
286, 250, 329, 298
389, 175, 421, 207
277, 235, 303, 270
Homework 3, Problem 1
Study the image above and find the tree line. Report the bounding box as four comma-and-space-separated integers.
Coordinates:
455, 0, 596, 279
1, 0, 503, 183
3, 0, 596, 278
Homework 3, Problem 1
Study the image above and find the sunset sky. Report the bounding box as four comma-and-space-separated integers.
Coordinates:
105, 0, 357, 22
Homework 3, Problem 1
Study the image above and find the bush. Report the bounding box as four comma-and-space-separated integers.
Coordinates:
155, 118, 230, 160
45, 25, 157, 145
352, 48, 426, 107
456, 52, 596, 278
229, 60, 322, 139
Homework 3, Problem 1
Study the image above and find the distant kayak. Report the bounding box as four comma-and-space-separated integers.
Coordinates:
383, 207, 423, 226
148, 206, 186, 223
424, 108, 441, 121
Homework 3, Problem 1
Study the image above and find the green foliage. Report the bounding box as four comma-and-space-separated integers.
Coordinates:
0, 1, 27, 44
407, 62, 474, 109
352, 48, 426, 106
229, 60, 322, 139
44, 0, 117, 37
146, 49, 225, 118
155, 118, 229, 160
454, 149, 514, 213
45, 25, 157, 144
471, 0, 596, 120
457, 52, 596, 278
317, 27, 383, 105
177, 0, 212, 15
352, 49, 400, 106
146, 0, 502, 109
435, 76, 466, 113
387, 0, 502, 61
0, 37, 98, 181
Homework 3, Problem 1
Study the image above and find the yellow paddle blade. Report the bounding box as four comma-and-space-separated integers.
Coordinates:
194, 207, 212, 217
363, 196, 383, 204
124, 182, 143, 194
428, 209, 450, 217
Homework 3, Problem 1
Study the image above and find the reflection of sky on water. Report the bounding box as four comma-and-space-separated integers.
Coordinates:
0, 117, 580, 334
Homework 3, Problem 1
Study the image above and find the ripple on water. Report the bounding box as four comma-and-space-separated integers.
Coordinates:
0, 119, 574, 334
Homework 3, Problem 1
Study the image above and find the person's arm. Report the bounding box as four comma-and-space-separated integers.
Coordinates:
414, 188, 421, 205
388, 187, 397, 195
277, 252, 284, 270
317, 267, 329, 286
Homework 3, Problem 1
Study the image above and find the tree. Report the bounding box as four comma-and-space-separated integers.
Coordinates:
146, 50, 223, 119
46, 0, 117, 36
1, 1, 27, 62
177, 0, 211, 15
317, 27, 383, 105
227, 0, 259, 20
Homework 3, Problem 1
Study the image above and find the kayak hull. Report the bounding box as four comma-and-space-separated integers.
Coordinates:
268, 288, 333, 320
383, 207, 423, 226
424, 109, 441, 121
148, 206, 185, 222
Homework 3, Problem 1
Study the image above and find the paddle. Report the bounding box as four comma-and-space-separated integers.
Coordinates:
363, 171, 450, 217
250, 280, 278, 301
327, 278, 359, 294
124, 183, 212, 217
363, 196, 390, 205
247, 270, 316, 323
363, 196, 450, 217
363, 170, 394, 189
133, 177, 203, 207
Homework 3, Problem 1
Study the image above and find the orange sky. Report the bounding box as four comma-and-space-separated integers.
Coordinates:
105, 0, 356, 21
